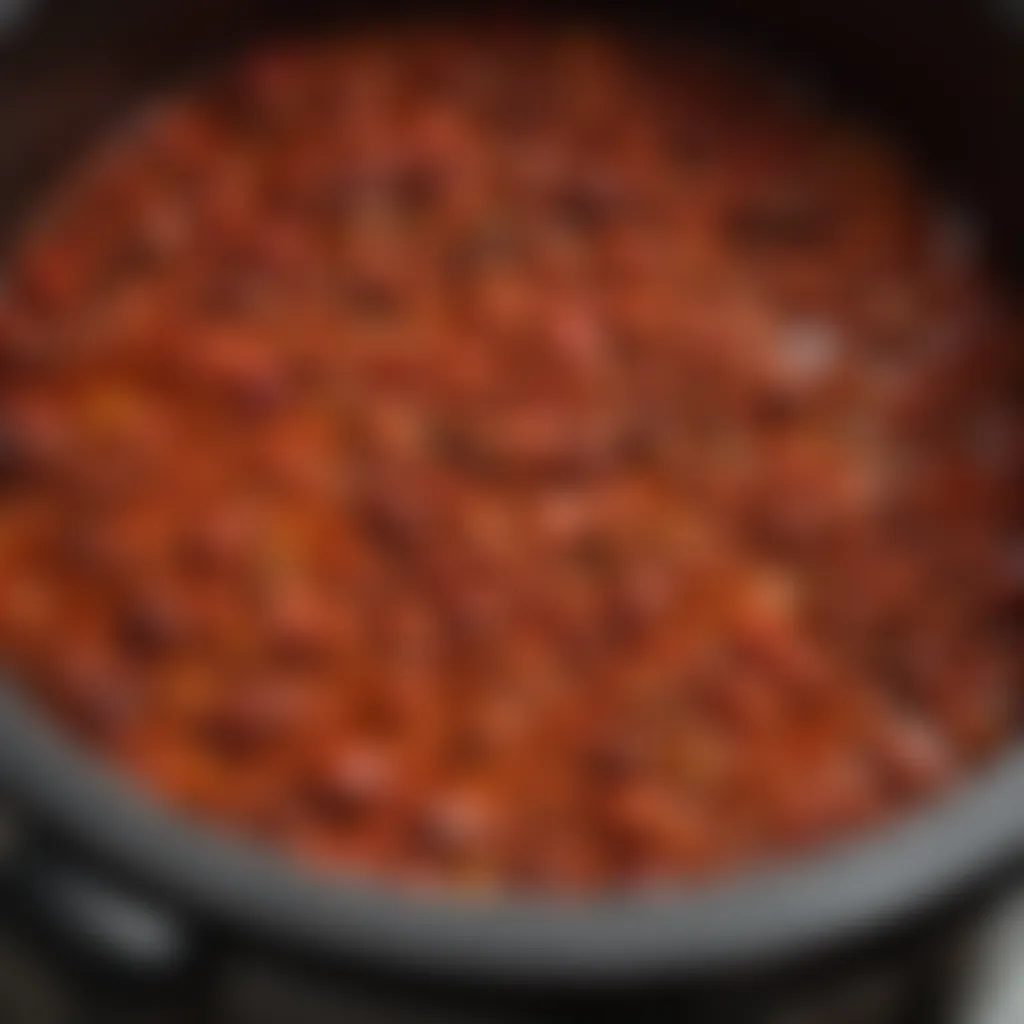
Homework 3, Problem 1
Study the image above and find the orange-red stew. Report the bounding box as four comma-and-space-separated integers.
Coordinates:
0, 26, 1020, 892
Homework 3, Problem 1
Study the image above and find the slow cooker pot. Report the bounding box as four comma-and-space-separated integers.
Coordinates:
0, 1, 1022, 1020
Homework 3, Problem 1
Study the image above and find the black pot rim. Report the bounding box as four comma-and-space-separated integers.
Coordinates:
0, 689, 1022, 985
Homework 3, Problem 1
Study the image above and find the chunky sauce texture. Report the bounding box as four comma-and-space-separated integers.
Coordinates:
0, 26, 1020, 893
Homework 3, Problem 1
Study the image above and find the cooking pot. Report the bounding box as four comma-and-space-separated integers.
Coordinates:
0, 0, 1022, 1016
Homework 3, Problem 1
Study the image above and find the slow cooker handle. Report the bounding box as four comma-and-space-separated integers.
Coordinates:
0, 805, 193, 979
16, 854, 192, 976
956, 883, 1024, 1024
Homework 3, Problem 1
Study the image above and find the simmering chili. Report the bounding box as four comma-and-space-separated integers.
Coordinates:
0, 25, 1020, 893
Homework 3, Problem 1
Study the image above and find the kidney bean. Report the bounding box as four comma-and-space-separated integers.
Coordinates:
0, 397, 66, 485
873, 713, 956, 799
178, 506, 255, 575
263, 585, 333, 661
46, 644, 141, 744
117, 587, 191, 657
200, 678, 305, 757
307, 740, 396, 820
184, 327, 291, 415
412, 787, 497, 864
